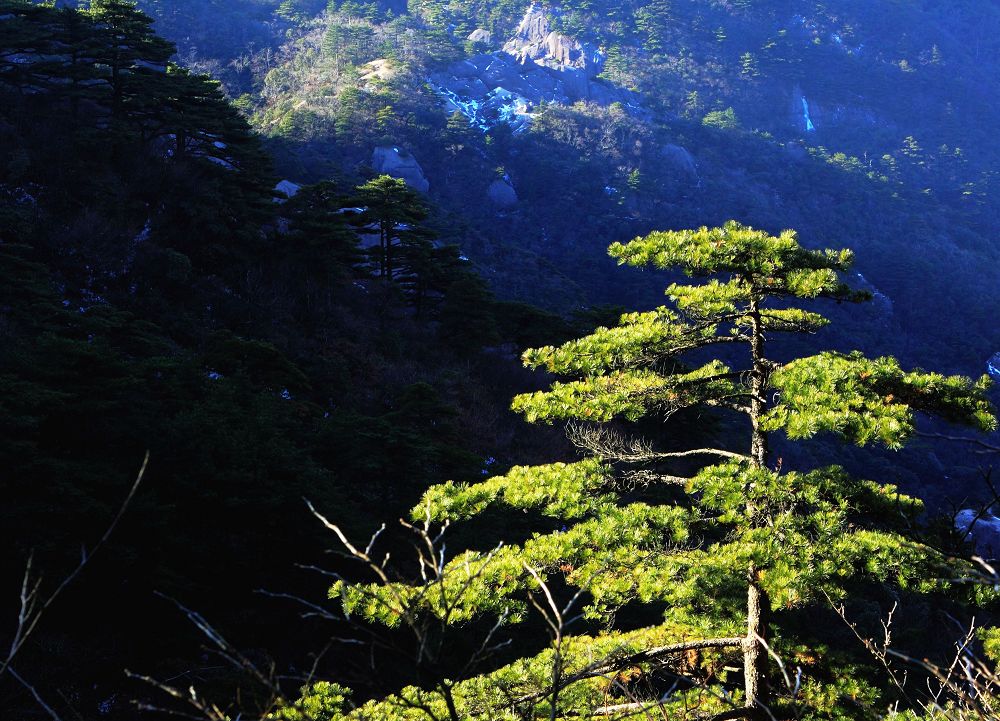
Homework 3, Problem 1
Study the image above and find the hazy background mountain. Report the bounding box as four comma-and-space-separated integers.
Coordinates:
132, 0, 1000, 368
127, 0, 1000, 495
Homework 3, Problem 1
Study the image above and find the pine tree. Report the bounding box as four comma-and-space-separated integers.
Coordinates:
84, 0, 173, 117
289, 222, 994, 720
740, 51, 760, 80
635, 0, 672, 55
351, 175, 429, 282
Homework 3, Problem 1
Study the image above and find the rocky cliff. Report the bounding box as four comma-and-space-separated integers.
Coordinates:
428, 5, 638, 133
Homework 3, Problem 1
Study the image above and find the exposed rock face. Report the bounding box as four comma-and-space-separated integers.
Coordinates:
428, 5, 638, 133
359, 58, 398, 84
488, 178, 518, 207
372, 146, 429, 193
789, 84, 885, 134
274, 179, 301, 202
468, 28, 492, 46
659, 144, 698, 180
987, 352, 1000, 379
503, 5, 602, 73
956, 509, 1000, 558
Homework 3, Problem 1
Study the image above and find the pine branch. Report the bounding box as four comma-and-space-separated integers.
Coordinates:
514, 637, 745, 707
588, 703, 753, 720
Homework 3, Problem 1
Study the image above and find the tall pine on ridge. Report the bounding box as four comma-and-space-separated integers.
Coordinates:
288, 221, 995, 721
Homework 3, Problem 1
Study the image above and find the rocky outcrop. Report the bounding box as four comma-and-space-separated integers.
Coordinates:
274, 179, 301, 202
502, 5, 603, 74
428, 5, 638, 133
659, 144, 698, 180
488, 177, 518, 207
956, 509, 1000, 558
359, 58, 398, 85
468, 28, 492, 46
987, 352, 1000, 379
372, 146, 429, 193
789, 84, 885, 134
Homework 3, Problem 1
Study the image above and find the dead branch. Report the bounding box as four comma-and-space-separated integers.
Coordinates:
2, 452, 148, 679
567, 423, 746, 465
916, 431, 1000, 455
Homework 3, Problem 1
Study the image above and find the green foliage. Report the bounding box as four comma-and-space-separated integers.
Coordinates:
302, 223, 996, 720
270, 682, 352, 721
634, 0, 673, 54
766, 352, 995, 448
701, 107, 741, 130
417, 458, 613, 521
980, 628, 1000, 665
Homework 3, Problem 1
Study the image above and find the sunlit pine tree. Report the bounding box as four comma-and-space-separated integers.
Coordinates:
286, 221, 995, 721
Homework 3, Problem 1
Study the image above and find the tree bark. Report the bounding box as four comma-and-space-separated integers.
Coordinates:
744, 577, 770, 715
744, 294, 772, 714
748, 298, 768, 468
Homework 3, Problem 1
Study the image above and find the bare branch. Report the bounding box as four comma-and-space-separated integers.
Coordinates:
2, 452, 148, 678
567, 423, 747, 464
8, 667, 63, 721
916, 431, 1000, 455
255, 589, 340, 621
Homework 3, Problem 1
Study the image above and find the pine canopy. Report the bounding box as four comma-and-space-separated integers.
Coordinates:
284, 222, 995, 721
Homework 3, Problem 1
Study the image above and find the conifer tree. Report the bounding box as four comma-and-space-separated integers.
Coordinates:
351, 175, 430, 282
84, 0, 173, 117
292, 222, 994, 721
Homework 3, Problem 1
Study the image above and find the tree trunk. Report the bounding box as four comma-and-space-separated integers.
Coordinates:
744, 577, 770, 714
748, 300, 768, 468
380, 221, 389, 279
744, 296, 772, 714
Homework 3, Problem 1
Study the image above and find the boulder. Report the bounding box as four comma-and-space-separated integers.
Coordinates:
503, 5, 550, 59
468, 28, 493, 46
488, 178, 518, 207
274, 179, 301, 202
659, 144, 698, 179
372, 146, 429, 193
956, 509, 1000, 558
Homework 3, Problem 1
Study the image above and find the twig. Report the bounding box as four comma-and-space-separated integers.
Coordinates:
9, 667, 63, 721
916, 431, 1000, 455
2, 452, 149, 678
